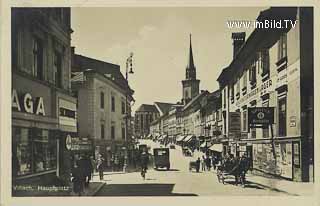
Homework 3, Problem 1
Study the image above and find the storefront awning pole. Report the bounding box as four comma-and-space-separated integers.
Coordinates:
270, 124, 277, 162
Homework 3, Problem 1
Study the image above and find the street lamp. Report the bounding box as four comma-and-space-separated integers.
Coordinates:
125, 52, 134, 144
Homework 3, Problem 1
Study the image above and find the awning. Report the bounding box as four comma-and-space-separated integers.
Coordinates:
200, 142, 206, 148
176, 135, 185, 142
183, 135, 194, 142
209, 144, 223, 152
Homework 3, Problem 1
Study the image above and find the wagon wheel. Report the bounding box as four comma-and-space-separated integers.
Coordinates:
221, 175, 225, 184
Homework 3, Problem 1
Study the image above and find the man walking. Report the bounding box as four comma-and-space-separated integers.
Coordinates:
96, 154, 105, 180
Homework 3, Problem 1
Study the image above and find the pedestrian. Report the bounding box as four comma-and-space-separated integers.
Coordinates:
201, 155, 206, 171
114, 156, 119, 171
90, 156, 95, 179
212, 155, 217, 170
96, 154, 105, 180
71, 160, 85, 196
110, 155, 114, 172
140, 150, 149, 180
196, 157, 201, 173
229, 155, 240, 185
79, 154, 92, 188
205, 155, 211, 171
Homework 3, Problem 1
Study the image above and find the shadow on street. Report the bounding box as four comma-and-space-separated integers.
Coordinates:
94, 183, 198, 196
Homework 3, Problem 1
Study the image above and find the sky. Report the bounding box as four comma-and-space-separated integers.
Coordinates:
71, 7, 265, 112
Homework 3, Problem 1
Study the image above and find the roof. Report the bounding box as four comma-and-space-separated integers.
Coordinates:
183, 90, 209, 111
154, 102, 175, 115
72, 54, 134, 95
136, 104, 159, 113
217, 7, 297, 86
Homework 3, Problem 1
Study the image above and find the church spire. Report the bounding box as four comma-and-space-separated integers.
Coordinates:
188, 34, 195, 69
186, 34, 196, 79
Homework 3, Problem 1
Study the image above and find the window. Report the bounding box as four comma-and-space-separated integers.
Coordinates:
54, 52, 62, 88
111, 96, 115, 112
12, 127, 32, 176
242, 71, 247, 89
261, 49, 270, 76
111, 125, 115, 139
121, 101, 125, 114
278, 33, 287, 60
236, 78, 240, 99
262, 101, 269, 138
141, 115, 144, 130
230, 84, 235, 103
100, 92, 104, 109
12, 127, 57, 177
122, 127, 126, 140
33, 130, 57, 173
242, 108, 247, 132
101, 124, 105, 139
278, 97, 287, 136
223, 89, 226, 108
249, 60, 257, 86
33, 38, 43, 80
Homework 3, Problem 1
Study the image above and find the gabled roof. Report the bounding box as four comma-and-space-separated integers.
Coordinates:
136, 104, 159, 113
72, 54, 134, 95
154, 102, 175, 116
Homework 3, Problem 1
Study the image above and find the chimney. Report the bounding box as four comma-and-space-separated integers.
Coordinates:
231, 32, 246, 59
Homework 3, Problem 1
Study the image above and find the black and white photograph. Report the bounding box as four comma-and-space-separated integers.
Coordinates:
1, 1, 318, 204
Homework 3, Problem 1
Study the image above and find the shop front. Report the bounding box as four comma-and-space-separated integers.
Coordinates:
12, 74, 77, 188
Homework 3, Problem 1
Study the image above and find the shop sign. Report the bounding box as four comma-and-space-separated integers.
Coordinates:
236, 76, 275, 107
59, 98, 77, 127
290, 116, 296, 127
228, 112, 241, 139
12, 89, 45, 115
276, 69, 287, 89
287, 61, 300, 83
66, 134, 72, 150
71, 138, 92, 151
248, 107, 274, 125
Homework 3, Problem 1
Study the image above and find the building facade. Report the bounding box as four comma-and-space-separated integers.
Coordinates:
71, 54, 134, 165
134, 104, 159, 138
11, 8, 76, 188
217, 7, 313, 182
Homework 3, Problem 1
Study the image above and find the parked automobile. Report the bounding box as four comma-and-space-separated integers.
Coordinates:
153, 148, 170, 170
169, 144, 176, 149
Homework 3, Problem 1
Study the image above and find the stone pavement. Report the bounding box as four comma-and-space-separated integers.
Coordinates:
190, 146, 314, 196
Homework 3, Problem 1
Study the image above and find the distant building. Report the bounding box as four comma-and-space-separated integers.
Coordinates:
71, 53, 134, 163
134, 104, 159, 137
11, 8, 76, 188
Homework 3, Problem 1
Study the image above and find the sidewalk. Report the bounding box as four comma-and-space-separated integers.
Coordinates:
245, 172, 314, 196
178, 145, 314, 196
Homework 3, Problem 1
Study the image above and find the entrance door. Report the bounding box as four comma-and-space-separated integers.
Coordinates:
246, 145, 253, 170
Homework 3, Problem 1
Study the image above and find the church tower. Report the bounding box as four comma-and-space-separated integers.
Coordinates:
182, 34, 200, 105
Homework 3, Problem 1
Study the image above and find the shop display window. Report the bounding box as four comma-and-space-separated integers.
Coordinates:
13, 127, 32, 176
12, 127, 57, 177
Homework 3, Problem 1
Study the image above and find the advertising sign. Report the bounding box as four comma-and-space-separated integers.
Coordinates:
248, 107, 274, 125
59, 98, 77, 127
71, 138, 93, 151
228, 112, 241, 139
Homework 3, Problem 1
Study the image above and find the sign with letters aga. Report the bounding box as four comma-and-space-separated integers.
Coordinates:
12, 89, 45, 115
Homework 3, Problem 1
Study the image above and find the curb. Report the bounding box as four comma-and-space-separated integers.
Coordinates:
90, 182, 106, 196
